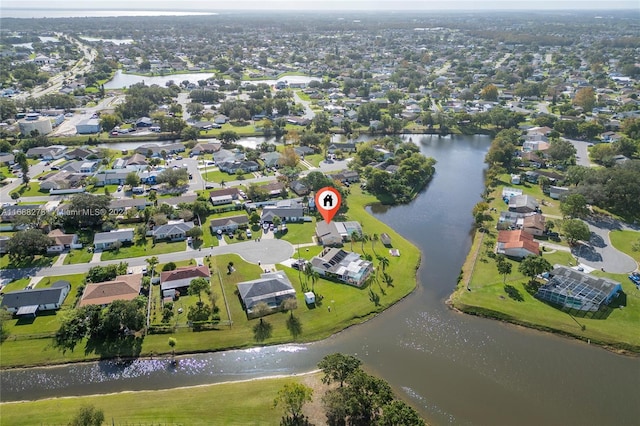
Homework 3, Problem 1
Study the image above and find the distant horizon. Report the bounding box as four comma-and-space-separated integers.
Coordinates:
1, 0, 639, 12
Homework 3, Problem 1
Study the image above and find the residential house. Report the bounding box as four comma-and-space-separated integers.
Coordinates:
125, 153, 148, 167
160, 265, 210, 298
294, 146, 315, 157
261, 181, 286, 197
521, 151, 547, 168
138, 170, 158, 184
316, 221, 363, 246
311, 248, 374, 287
209, 187, 241, 205
109, 198, 150, 212
261, 199, 305, 223
260, 152, 282, 168
522, 140, 550, 152
94, 170, 130, 186
509, 195, 539, 213
135, 117, 153, 127
39, 170, 84, 191
47, 229, 80, 253
496, 230, 539, 258
0, 281, 70, 316
329, 170, 360, 183
93, 228, 134, 250
237, 271, 297, 318
135, 143, 185, 157
161, 194, 198, 208
25, 145, 67, 160
289, 180, 310, 196
601, 131, 622, 143
328, 142, 357, 153
218, 158, 259, 174
0, 153, 15, 165
497, 212, 546, 236
548, 186, 570, 200
191, 141, 221, 155
536, 266, 622, 312
62, 160, 98, 174
502, 187, 523, 199
152, 220, 194, 241
64, 147, 95, 160
79, 274, 142, 307
209, 215, 249, 234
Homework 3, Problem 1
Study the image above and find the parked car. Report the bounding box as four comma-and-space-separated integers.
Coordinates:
246, 230, 252, 238
117, 185, 123, 191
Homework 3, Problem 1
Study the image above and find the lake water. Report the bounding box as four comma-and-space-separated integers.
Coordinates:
2, 134, 639, 426
80, 36, 134, 45
104, 70, 320, 89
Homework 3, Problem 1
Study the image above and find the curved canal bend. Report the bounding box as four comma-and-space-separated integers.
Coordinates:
2, 135, 639, 426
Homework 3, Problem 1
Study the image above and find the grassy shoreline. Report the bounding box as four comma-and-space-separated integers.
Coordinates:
0, 187, 422, 369
449, 223, 640, 355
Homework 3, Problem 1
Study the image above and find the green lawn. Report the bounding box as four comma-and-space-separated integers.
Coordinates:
0, 254, 58, 270
88, 184, 120, 195
276, 219, 317, 245
495, 173, 562, 218
609, 229, 640, 264
9, 183, 50, 198
100, 239, 185, 261
202, 168, 230, 183
63, 249, 94, 265
0, 374, 309, 426
451, 227, 640, 352
1, 165, 16, 178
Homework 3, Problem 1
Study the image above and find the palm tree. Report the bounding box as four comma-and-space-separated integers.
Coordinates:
371, 233, 379, 255
350, 231, 360, 252
377, 256, 389, 274
360, 233, 370, 254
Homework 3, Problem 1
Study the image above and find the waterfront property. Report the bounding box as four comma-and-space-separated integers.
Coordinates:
496, 230, 539, 258
237, 271, 296, 318
0, 281, 70, 316
497, 211, 546, 236
315, 221, 363, 246
310, 247, 374, 287
79, 274, 142, 307
536, 266, 622, 312
160, 265, 210, 298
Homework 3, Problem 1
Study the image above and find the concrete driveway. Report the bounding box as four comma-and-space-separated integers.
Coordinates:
572, 217, 638, 274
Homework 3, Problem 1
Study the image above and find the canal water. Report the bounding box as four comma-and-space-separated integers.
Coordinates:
2, 135, 639, 425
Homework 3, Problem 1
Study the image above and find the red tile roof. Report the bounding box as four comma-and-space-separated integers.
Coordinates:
160, 265, 211, 283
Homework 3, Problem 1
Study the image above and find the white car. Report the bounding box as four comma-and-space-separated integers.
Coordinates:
246, 230, 252, 238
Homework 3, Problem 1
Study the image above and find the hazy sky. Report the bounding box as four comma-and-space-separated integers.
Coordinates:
2, 0, 639, 10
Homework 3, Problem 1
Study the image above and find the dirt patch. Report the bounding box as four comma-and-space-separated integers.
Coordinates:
301, 372, 336, 425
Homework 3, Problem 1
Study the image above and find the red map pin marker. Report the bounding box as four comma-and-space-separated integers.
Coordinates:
315, 186, 341, 224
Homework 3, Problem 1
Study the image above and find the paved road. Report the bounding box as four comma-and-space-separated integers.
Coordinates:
2, 238, 295, 281
572, 218, 639, 274
562, 137, 594, 167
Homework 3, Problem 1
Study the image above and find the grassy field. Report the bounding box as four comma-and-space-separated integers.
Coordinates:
100, 239, 185, 261
9, 183, 50, 198
0, 374, 322, 426
63, 249, 93, 265
0, 187, 422, 368
609, 229, 640, 264
202, 169, 231, 183
0, 254, 58, 270
275, 220, 317, 245
450, 225, 640, 352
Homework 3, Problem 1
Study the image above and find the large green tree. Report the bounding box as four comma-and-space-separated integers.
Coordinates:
318, 353, 362, 388
518, 256, 553, 282
64, 193, 111, 229
6, 229, 53, 261
562, 219, 591, 245
273, 382, 313, 424
560, 193, 589, 218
